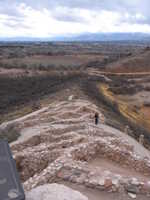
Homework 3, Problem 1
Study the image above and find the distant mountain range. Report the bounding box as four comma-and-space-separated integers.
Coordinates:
0, 33, 150, 42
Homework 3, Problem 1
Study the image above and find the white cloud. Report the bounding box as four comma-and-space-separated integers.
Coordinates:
0, 2, 150, 37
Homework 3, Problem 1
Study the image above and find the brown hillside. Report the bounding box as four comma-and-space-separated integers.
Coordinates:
106, 51, 150, 73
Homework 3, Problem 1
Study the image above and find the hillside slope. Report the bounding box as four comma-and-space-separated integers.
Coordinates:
105, 50, 150, 73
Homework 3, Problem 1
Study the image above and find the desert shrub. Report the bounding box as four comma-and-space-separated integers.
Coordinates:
82, 80, 120, 114
144, 86, 150, 91
126, 52, 132, 56
145, 46, 150, 51
0, 123, 20, 143
32, 102, 41, 111
20, 63, 28, 69
108, 76, 143, 95
105, 118, 123, 130
143, 102, 150, 107
36, 63, 45, 71
109, 84, 143, 95
0, 62, 11, 69
0, 73, 84, 115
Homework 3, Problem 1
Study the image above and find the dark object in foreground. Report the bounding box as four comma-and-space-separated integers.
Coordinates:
0, 140, 25, 200
95, 112, 99, 125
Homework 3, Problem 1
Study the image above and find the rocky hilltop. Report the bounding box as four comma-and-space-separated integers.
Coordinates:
1, 98, 150, 199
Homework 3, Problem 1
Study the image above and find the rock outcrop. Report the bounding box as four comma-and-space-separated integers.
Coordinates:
26, 183, 88, 200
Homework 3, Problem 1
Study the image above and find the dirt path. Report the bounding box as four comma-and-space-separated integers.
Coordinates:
88, 68, 150, 76
60, 181, 150, 200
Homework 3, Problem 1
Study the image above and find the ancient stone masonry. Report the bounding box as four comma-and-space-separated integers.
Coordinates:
1, 99, 149, 197
22, 135, 150, 196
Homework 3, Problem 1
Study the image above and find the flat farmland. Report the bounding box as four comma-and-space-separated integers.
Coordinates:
0, 54, 106, 69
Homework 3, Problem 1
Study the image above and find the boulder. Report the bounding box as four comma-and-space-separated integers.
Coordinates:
26, 183, 88, 200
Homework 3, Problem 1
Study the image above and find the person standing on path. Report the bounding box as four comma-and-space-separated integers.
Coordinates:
95, 112, 99, 125
139, 134, 144, 146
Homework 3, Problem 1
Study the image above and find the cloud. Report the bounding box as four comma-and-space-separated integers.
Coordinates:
0, 0, 150, 37
50, 7, 88, 23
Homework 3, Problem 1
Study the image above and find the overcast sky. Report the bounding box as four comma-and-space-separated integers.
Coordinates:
0, 0, 150, 37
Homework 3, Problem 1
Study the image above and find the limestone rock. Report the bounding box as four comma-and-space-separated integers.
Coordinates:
125, 184, 139, 194
68, 95, 74, 101
26, 183, 88, 200
128, 193, 137, 199
104, 178, 112, 188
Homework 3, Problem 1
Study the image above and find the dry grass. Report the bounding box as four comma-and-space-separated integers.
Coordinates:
100, 83, 150, 131
0, 123, 20, 143
105, 51, 150, 73
0, 54, 105, 70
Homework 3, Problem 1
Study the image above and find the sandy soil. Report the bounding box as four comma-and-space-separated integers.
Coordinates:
61, 181, 150, 200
